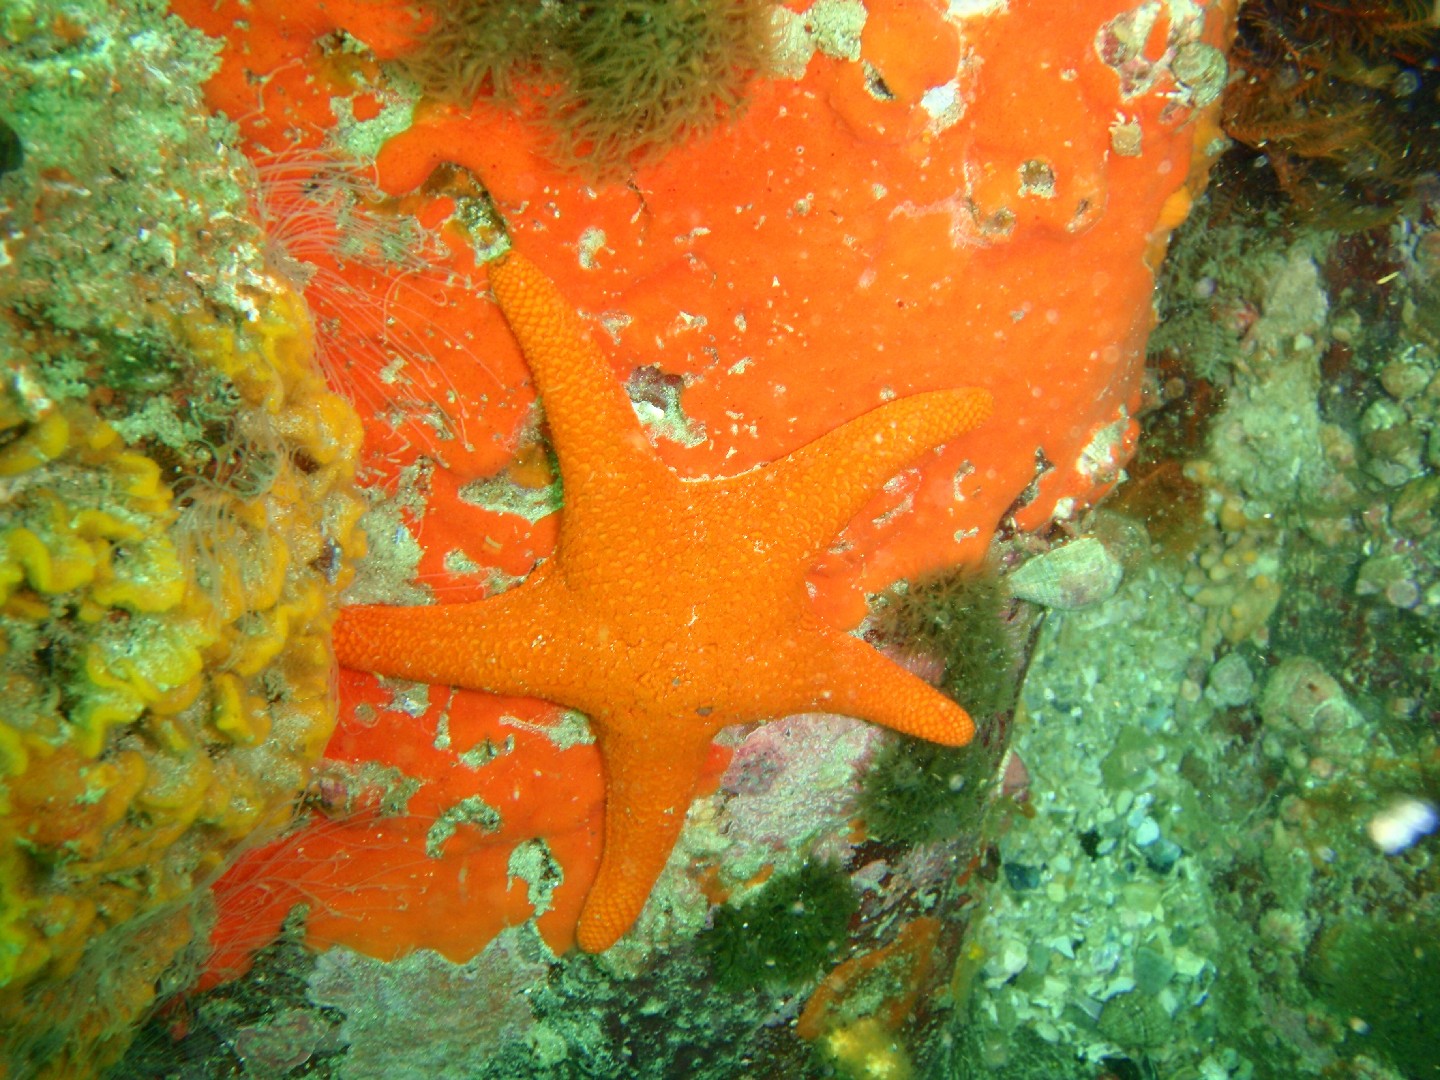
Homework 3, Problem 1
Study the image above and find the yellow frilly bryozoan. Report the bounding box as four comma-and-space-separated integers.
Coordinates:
0, 278, 365, 1075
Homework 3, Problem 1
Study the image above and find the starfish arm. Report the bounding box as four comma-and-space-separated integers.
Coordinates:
724, 387, 993, 563
771, 626, 976, 746
576, 723, 716, 953
488, 250, 670, 516
332, 573, 572, 699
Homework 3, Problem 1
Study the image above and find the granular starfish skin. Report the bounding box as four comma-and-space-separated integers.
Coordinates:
334, 249, 990, 952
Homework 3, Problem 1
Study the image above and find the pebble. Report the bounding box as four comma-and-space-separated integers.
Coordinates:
995, 939, 1028, 980
1047, 935, 1076, 959
1134, 945, 1174, 993
1205, 652, 1255, 708
1004, 861, 1043, 891
1380, 357, 1431, 401
1173, 948, 1207, 979
1091, 941, 1121, 975
1145, 839, 1183, 874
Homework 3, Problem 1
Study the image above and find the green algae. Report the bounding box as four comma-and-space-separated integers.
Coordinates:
871, 561, 1021, 722
858, 738, 994, 848
1306, 914, 1440, 1078
700, 860, 857, 993
858, 561, 1022, 847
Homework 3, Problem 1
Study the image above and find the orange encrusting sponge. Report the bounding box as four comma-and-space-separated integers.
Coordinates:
362, 0, 1237, 629
206, 680, 605, 974
205, 676, 733, 973
173, 0, 1238, 624
175, 0, 1238, 971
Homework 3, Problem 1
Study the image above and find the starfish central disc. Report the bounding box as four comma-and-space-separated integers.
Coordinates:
333, 248, 992, 952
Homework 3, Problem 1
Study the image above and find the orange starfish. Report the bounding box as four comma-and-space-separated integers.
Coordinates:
333, 248, 992, 952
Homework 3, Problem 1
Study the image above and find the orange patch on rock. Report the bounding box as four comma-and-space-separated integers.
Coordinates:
798, 915, 943, 1041
206, 677, 732, 979
205, 683, 605, 979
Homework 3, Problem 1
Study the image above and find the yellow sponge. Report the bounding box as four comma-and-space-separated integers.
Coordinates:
0, 277, 364, 1068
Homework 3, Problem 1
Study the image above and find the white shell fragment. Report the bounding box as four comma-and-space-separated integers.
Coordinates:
1007, 537, 1124, 610
1367, 797, 1438, 855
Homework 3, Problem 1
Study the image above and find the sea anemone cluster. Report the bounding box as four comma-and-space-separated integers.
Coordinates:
397, 0, 776, 178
